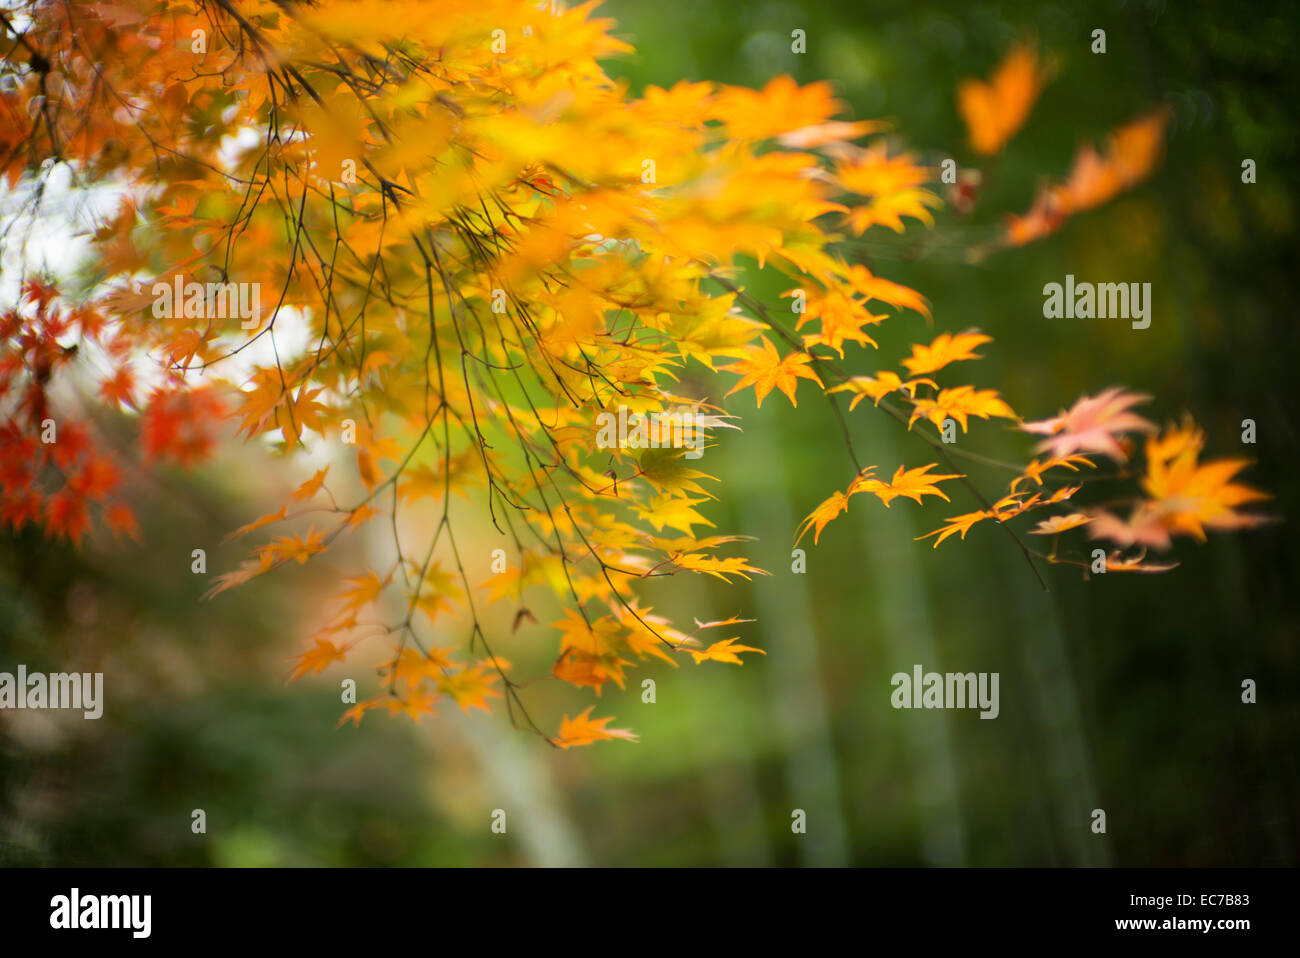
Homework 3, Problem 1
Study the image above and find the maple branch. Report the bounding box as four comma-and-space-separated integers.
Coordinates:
711, 272, 1048, 592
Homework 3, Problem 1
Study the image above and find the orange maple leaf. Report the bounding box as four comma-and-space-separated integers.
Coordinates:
716, 76, 840, 142
288, 637, 352, 682
554, 706, 639, 748
334, 570, 388, 615
336, 697, 383, 729
381, 647, 449, 692
1052, 109, 1171, 217
289, 466, 330, 503
845, 264, 931, 318
223, 505, 288, 542
958, 43, 1047, 155
1005, 109, 1170, 247
273, 527, 329, 564
722, 338, 823, 408
796, 289, 885, 356
383, 691, 438, 723
1122, 419, 1273, 544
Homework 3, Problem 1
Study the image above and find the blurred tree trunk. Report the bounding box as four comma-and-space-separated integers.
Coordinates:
454, 713, 590, 867
728, 415, 850, 865
851, 417, 967, 865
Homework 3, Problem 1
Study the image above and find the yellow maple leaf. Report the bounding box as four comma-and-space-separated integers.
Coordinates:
845, 189, 942, 234
1010, 455, 1096, 492
908, 385, 1017, 431
637, 493, 716, 537
795, 490, 852, 547
297, 87, 371, 183
854, 463, 963, 508
901, 331, 992, 377
687, 637, 766, 665
436, 665, 501, 714
411, 563, 463, 623
829, 372, 936, 410
916, 510, 991, 548
672, 554, 766, 582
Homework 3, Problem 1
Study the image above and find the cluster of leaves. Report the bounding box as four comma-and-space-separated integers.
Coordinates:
952, 42, 1171, 253
0, 281, 139, 543
790, 45, 1270, 580
0, 4, 1268, 746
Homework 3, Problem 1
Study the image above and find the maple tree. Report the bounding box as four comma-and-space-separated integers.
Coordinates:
0, 5, 1270, 747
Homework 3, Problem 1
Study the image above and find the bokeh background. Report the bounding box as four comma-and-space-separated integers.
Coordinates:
2, 0, 1297, 866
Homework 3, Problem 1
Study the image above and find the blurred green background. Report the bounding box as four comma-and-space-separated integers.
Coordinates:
2, 0, 1297, 866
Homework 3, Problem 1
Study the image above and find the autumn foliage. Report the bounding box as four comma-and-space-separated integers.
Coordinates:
0, 3, 1270, 745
